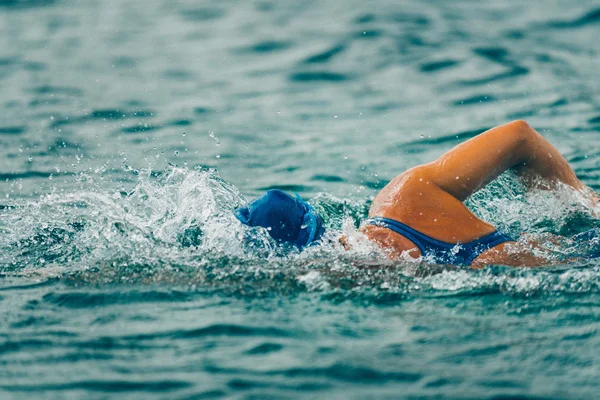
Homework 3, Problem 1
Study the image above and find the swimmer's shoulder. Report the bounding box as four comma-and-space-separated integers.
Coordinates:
370, 165, 439, 215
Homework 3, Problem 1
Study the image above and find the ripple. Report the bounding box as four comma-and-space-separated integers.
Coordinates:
240, 40, 293, 53
0, 170, 72, 180
72, 324, 293, 349
194, 107, 213, 114
353, 29, 383, 39
439, 343, 511, 363
473, 46, 510, 64
0, 126, 25, 135
42, 290, 194, 308
29, 85, 82, 96
311, 174, 345, 183
561, 330, 596, 341
121, 124, 159, 133
163, 69, 195, 81
112, 56, 137, 68
29, 97, 66, 108
273, 364, 422, 383
388, 12, 429, 25
0, 279, 58, 292
354, 13, 376, 24
546, 7, 600, 29
452, 94, 497, 106
90, 109, 154, 120
180, 7, 225, 22
244, 342, 284, 355
0, 57, 17, 66
1, 380, 192, 393
0, 339, 53, 355
303, 44, 346, 64
170, 119, 193, 126
398, 127, 490, 153
419, 59, 459, 73
289, 71, 350, 82
50, 109, 155, 129
457, 66, 529, 86
226, 378, 330, 391
172, 324, 292, 339
0, 0, 55, 9
183, 389, 227, 399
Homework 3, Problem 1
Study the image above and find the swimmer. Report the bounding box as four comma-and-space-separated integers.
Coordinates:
235, 120, 598, 268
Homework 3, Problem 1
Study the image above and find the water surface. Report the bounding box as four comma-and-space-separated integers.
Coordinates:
1, 0, 600, 398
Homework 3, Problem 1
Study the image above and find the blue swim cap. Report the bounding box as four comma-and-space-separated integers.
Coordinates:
234, 189, 325, 249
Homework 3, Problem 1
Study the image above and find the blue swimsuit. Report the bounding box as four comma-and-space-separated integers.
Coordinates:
364, 217, 514, 265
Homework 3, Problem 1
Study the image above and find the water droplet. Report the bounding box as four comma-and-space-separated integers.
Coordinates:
182, 132, 186, 136
420, 134, 424, 138
174, 151, 179, 156
216, 154, 221, 159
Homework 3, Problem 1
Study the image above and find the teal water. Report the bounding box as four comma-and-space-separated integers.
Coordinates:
1, 0, 600, 398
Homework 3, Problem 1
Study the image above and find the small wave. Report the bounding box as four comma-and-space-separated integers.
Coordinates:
179, 7, 225, 22
0, 126, 25, 135
545, 7, 600, 29
398, 127, 490, 153
1, 380, 192, 393
50, 108, 155, 130
419, 59, 459, 73
0, 170, 73, 181
289, 71, 351, 82
244, 342, 284, 355
172, 324, 292, 339
303, 44, 347, 64
42, 290, 194, 309
238, 40, 293, 54
207, 362, 422, 383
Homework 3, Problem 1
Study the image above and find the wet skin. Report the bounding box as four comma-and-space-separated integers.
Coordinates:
361, 120, 595, 268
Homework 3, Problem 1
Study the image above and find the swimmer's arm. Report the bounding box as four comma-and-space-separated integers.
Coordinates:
470, 241, 556, 268
471, 234, 578, 268
421, 120, 585, 201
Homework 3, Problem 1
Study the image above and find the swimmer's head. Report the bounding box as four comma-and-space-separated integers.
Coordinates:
234, 189, 325, 249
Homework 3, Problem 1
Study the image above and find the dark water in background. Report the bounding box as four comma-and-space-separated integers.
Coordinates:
1, 0, 600, 398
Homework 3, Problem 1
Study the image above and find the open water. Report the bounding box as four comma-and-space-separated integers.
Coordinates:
1, 0, 600, 398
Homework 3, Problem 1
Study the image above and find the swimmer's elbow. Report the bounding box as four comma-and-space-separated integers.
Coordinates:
508, 119, 532, 131
498, 120, 539, 158
507, 119, 537, 142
